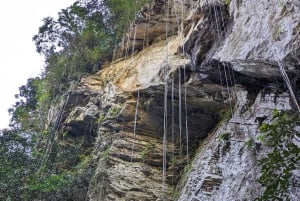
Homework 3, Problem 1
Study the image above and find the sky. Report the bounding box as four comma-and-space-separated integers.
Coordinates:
0, 0, 76, 130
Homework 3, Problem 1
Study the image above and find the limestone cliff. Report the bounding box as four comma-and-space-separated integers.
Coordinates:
48, 0, 300, 200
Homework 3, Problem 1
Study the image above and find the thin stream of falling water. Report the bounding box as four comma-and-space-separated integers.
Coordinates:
178, 0, 185, 159
171, 75, 175, 184
273, 15, 300, 112
121, 33, 126, 56
184, 73, 189, 162
111, 45, 118, 64
131, 88, 140, 161
180, 0, 189, 163
210, 0, 241, 144
170, 1, 184, 182
212, 0, 241, 138
102, 29, 128, 165
129, 1, 151, 164
212, 0, 232, 101
172, 1, 182, 162
210, 0, 236, 126
124, 23, 133, 58
130, 11, 151, 161
216, 1, 238, 99
143, 9, 150, 48
96, 97, 103, 135
128, 24, 138, 76
163, 79, 168, 199
162, 0, 171, 199
278, 61, 300, 111
42, 91, 70, 168
170, 3, 179, 185
163, 67, 168, 199
178, 68, 182, 154
131, 25, 137, 56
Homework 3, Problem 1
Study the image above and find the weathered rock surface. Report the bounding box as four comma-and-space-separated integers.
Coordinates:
216, 0, 300, 79
221, 0, 299, 58
116, 0, 197, 58
49, 0, 300, 200
177, 91, 298, 201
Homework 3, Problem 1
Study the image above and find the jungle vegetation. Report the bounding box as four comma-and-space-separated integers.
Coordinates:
1, 0, 149, 200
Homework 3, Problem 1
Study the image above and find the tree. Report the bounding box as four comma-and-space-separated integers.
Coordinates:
9, 77, 40, 129
256, 110, 300, 201
105, 0, 150, 40
0, 129, 33, 200
5, 0, 152, 199
32, 1, 112, 100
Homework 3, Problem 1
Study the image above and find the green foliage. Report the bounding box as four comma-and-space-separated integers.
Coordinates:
140, 148, 149, 158
8, 77, 41, 129
257, 133, 266, 144
170, 155, 178, 165
172, 190, 180, 200
47, 143, 81, 171
101, 147, 111, 159
244, 137, 254, 149
26, 142, 94, 200
106, 0, 150, 40
218, 132, 231, 141
140, 142, 156, 160
256, 109, 300, 201
225, 0, 231, 5
7, 0, 151, 130
5, 0, 151, 199
273, 26, 282, 41
278, 0, 285, 7
0, 128, 94, 200
34, 77, 51, 107
0, 129, 34, 200
32, 1, 102, 100
27, 172, 73, 194
109, 106, 121, 117
219, 107, 233, 122
97, 114, 106, 124
29, 0, 151, 103
183, 162, 192, 174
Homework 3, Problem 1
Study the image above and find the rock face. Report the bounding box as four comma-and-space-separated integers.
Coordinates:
177, 91, 296, 201
49, 0, 300, 200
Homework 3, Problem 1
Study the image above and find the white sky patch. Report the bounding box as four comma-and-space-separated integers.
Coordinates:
0, 0, 76, 129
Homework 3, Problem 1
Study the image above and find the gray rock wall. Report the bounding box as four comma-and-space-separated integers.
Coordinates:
177, 90, 299, 201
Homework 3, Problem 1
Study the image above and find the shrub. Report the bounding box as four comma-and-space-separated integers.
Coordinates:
256, 110, 300, 201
